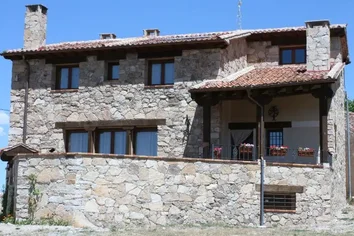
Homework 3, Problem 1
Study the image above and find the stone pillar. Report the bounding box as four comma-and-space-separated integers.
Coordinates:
306, 20, 330, 71
24, 4, 48, 50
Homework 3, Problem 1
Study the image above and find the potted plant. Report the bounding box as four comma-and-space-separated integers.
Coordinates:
269, 145, 288, 156
298, 147, 315, 157
213, 147, 222, 159
239, 143, 254, 154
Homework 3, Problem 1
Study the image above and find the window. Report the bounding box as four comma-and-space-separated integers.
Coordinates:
134, 129, 158, 156
148, 60, 174, 85
280, 47, 306, 65
96, 130, 127, 154
267, 129, 283, 147
56, 66, 80, 89
93, 128, 158, 156
108, 63, 120, 80
67, 131, 89, 152
264, 192, 296, 211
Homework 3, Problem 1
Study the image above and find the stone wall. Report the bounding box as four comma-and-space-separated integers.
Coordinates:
220, 38, 248, 77
15, 155, 333, 228
247, 41, 279, 68
328, 71, 347, 215
330, 37, 343, 65
348, 112, 354, 197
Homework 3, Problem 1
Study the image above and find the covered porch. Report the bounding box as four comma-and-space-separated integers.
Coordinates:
190, 65, 341, 165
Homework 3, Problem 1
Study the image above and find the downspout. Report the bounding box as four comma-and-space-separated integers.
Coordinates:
247, 90, 265, 227
346, 91, 352, 200
22, 56, 29, 144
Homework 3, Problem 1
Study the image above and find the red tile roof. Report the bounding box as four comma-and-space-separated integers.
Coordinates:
1, 24, 346, 55
191, 65, 334, 92
250, 24, 346, 34
3, 31, 242, 54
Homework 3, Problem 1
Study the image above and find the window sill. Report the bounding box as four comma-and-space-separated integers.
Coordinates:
144, 85, 174, 89
50, 89, 79, 93
264, 209, 296, 214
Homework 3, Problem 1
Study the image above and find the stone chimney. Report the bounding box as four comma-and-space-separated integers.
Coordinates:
24, 4, 48, 50
306, 20, 331, 71
100, 33, 117, 39
143, 29, 160, 37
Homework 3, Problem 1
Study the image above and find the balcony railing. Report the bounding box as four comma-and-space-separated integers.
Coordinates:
210, 144, 256, 161
206, 145, 319, 164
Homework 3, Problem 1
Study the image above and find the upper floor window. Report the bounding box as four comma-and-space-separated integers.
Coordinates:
280, 47, 306, 65
148, 60, 174, 85
56, 65, 80, 89
108, 63, 120, 80
67, 130, 89, 152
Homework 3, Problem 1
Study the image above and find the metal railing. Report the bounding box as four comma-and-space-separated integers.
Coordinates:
205, 145, 320, 164
210, 144, 256, 161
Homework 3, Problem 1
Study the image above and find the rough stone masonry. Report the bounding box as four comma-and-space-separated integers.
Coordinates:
16, 155, 333, 228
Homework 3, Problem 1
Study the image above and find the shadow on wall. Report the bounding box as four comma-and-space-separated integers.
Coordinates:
183, 106, 203, 158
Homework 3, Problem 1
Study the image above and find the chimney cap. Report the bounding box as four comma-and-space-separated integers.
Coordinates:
143, 29, 160, 37
26, 4, 48, 13
100, 33, 117, 39
305, 20, 330, 28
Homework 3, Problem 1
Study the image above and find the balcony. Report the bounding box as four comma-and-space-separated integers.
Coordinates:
208, 144, 320, 164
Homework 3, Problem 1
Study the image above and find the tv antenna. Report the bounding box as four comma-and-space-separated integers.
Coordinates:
238, 0, 242, 29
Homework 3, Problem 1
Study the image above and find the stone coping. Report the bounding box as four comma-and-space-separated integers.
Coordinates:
14, 152, 325, 168
144, 85, 174, 89
50, 89, 79, 93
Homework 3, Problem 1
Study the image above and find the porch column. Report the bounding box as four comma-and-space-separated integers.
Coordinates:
203, 104, 211, 158
319, 95, 329, 163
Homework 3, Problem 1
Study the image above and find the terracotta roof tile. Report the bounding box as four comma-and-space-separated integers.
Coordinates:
3, 31, 244, 54
1, 24, 346, 55
193, 65, 333, 91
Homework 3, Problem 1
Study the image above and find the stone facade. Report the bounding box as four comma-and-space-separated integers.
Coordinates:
306, 21, 331, 71
24, 5, 47, 50
247, 41, 279, 68
15, 155, 334, 228
9, 39, 247, 158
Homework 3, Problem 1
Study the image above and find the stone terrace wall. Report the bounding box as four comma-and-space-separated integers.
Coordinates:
15, 155, 333, 228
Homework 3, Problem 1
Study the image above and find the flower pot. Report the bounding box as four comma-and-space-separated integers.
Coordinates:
213, 150, 221, 159
270, 149, 287, 156
239, 147, 253, 154
298, 150, 314, 157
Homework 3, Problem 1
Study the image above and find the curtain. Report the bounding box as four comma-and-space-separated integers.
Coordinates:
98, 132, 111, 154
135, 130, 158, 156
114, 131, 127, 154
69, 132, 88, 152
230, 129, 253, 147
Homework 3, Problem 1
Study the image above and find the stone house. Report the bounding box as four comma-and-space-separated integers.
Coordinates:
0, 4, 351, 228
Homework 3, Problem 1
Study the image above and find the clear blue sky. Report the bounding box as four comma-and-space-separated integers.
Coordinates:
0, 0, 353, 187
